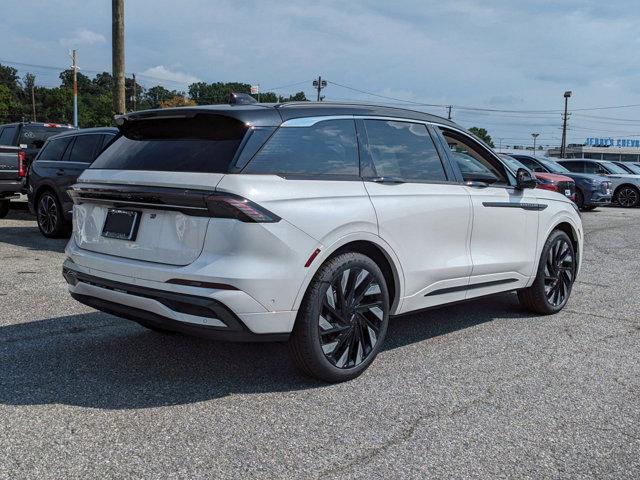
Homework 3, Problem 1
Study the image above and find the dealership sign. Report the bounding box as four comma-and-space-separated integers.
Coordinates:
585, 137, 640, 148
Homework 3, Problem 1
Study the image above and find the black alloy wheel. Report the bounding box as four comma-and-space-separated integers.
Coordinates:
319, 266, 384, 369
289, 252, 390, 382
518, 229, 576, 315
37, 192, 68, 238
543, 236, 575, 308
616, 186, 640, 208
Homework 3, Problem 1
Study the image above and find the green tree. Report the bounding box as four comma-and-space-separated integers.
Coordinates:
468, 127, 495, 148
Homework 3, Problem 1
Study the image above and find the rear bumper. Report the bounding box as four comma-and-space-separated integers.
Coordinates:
63, 263, 295, 341
0, 179, 24, 197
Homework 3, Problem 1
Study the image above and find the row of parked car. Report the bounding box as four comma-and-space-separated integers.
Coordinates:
1, 120, 639, 240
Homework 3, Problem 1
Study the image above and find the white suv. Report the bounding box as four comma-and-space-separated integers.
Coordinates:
63, 101, 583, 382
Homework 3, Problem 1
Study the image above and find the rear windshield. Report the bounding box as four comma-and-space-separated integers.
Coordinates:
20, 125, 74, 149
91, 115, 248, 173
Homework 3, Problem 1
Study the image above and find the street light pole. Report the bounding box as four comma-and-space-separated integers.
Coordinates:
560, 91, 572, 158
531, 133, 540, 156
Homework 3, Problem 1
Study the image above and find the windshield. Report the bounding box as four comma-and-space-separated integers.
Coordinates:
538, 158, 570, 174
19, 125, 75, 149
602, 161, 630, 174
621, 163, 640, 174
499, 155, 528, 172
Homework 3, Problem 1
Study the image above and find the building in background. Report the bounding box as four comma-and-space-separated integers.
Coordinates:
547, 137, 640, 162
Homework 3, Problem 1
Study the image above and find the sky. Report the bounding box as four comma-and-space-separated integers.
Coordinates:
2, 0, 640, 147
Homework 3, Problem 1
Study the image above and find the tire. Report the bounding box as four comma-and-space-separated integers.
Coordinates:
518, 230, 576, 315
0, 200, 9, 219
289, 252, 390, 382
36, 191, 70, 238
581, 205, 596, 212
615, 185, 640, 208
575, 189, 585, 209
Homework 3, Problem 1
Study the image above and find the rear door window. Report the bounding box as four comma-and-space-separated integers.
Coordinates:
0, 126, 17, 145
362, 120, 447, 182
68, 134, 103, 163
91, 115, 248, 173
37, 137, 73, 161
244, 119, 358, 176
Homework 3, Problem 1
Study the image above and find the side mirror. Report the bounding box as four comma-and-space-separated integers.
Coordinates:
516, 168, 537, 189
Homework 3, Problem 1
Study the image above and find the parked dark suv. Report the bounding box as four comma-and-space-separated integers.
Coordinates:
509, 154, 612, 210
27, 127, 117, 237
0, 122, 74, 217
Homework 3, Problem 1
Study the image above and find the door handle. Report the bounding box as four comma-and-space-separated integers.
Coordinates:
465, 180, 489, 188
370, 176, 406, 184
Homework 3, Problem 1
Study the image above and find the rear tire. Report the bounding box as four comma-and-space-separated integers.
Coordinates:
0, 200, 8, 219
36, 191, 70, 238
518, 230, 576, 315
289, 252, 390, 382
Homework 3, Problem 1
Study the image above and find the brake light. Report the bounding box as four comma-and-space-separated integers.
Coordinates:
18, 150, 26, 178
205, 193, 280, 223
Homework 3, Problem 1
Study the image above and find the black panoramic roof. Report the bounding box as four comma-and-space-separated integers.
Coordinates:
118, 102, 457, 128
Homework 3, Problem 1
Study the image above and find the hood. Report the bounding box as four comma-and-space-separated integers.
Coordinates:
534, 172, 573, 183
559, 172, 607, 181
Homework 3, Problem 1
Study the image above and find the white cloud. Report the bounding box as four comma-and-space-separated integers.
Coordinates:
140, 65, 200, 87
60, 28, 106, 48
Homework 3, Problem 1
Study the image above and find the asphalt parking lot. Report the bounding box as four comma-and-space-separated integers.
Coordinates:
1, 203, 639, 479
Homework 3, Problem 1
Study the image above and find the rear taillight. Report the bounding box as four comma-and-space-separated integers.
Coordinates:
17, 150, 26, 178
205, 193, 280, 223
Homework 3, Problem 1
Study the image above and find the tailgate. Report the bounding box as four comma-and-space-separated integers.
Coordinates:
0, 146, 19, 181
70, 172, 225, 266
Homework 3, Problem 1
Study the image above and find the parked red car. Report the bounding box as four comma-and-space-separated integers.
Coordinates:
500, 154, 576, 202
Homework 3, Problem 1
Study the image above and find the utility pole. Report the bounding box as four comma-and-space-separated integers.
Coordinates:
71, 49, 78, 127
132, 73, 137, 111
560, 90, 572, 158
112, 0, 126, 115
447, 105, 452, 120
531, 133, 540, 156
312, 76, 326, 102
31, 84, 36, 122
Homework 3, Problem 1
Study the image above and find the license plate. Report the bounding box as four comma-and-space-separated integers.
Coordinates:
102, 209, 141, 241
564, 189, 571, 197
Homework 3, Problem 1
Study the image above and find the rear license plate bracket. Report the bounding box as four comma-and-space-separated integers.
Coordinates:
101, 209, 141, 241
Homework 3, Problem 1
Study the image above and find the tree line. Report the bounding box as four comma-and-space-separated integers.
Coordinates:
0, 63, 307, 127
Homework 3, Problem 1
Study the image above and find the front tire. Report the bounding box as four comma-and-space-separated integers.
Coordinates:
0, 200, 9, 219
518, 230, 576, 314
36, 191, 70, 238
289, 252, 390, 382
575, 189, 585, 210
615, 185, 640, 208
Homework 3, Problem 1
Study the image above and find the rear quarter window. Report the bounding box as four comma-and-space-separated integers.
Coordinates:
243, 119, 359, 177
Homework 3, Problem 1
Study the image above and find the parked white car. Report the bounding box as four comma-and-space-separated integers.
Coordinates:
63, 100, 583, 382
558, 158, 640, 207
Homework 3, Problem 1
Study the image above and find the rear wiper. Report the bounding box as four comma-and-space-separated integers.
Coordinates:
370, 176, 406, 184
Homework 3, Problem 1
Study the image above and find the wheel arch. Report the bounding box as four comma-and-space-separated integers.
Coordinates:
291, 233, 405, 315
542, 216, 582, 278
